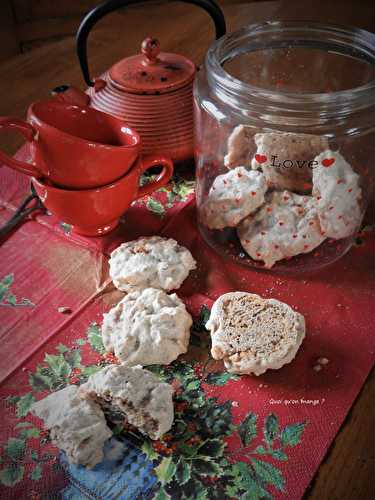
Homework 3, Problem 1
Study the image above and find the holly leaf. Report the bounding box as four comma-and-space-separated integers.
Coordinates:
186, 380, 200, 391
15, 422, 33, 429
193, 458, 222, 477
87, 323, 106, 354
6, 395, 20, 406
30, 464, 42, 481
146, 198, 165, 217
60, 222, 71, 234
155, 456, 177, 486
264, 413, 279, 445
16, 393, 35, 418
44, 354, 71, 379
232, 462, 272, 499
254, 446, 266, 455
5, 438, 26, 461
205, 372, 239, 386
175, 459, 191, 485
0, 465, 24, 486
80, 365, 102, 378
197, 439, 225, 458
251, 458, 285, 491
65, 350, 81, 368
225, 483, 239, 497
141, 440, 159, 461
269, 449, 288, 461
154, 487, 171, 500
238, 413, 257, 447
0, 274, 14, 301
19, 427, 40, 439
56, 344, 69, 354
29, 367, 52, 392
280, 422, 306, 447
6, 294, 17, 305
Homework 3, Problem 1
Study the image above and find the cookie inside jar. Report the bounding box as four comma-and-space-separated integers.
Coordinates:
194, 22, 375, 273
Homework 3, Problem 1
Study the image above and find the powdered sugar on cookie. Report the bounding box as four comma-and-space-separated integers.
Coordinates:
237, 191, 326, 268
109, 236, 196, 293
32, 385, 112, 469
200, 167, 267, 229
79, 364, 174, 440
102, 288, 192, 366
312, 150, 362, 239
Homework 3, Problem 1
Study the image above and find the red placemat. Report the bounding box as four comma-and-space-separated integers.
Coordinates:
0, 150, 374, 500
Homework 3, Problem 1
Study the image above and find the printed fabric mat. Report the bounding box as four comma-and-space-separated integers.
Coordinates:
0, 146, 375, 500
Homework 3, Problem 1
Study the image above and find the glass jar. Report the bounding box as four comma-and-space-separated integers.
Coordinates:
194, 21, 375, 273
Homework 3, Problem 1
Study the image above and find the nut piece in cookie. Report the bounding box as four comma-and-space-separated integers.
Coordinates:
206, 292, 305, 376
312, 150, 362, 239
237, 190, 326, 268
102, 288, 192, 366
224, 125, 254, 168
31, 385, 112, 469
251, 132, 329, 192
79, 364, 174, 440
200, 167, 268, 229
109, 236, 196, 293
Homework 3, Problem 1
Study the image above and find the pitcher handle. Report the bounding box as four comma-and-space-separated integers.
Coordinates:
136, 155, 174, 198
76, 0, 226, 87
0, 118, 46, 177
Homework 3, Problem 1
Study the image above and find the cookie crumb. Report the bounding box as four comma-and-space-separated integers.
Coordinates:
58, 307, 72, 314
317, 357, 329, 365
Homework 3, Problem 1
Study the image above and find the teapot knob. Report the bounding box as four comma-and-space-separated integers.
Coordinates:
141, 37, 160, 64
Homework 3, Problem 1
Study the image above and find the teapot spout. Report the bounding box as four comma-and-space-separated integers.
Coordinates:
51, 85, 91, 107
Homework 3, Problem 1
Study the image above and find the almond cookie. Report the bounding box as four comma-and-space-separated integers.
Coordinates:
237, 190, 326, 268
109, 236, 196, 293
224, 125, 254, 168
312, 150, 362, 239
206, 292, 305, 376
251, 132, 329, 192
31, 385, 112, 469
79, 364, 174, 440
200, 167, 268, 229
102, 287, 192, 366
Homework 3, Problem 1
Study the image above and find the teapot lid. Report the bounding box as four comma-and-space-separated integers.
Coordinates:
109, 37, 195, 95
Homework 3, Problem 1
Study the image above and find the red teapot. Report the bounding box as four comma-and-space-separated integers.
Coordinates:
56, 0, 226, 165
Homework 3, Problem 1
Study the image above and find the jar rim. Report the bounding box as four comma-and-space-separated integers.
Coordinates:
205, 21, 375, 118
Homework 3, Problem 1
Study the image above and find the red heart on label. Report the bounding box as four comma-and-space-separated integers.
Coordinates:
322, 158, 335, 168
255, 154, 267, 164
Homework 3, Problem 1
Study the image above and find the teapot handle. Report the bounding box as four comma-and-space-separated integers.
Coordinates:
76, 0, 226, 87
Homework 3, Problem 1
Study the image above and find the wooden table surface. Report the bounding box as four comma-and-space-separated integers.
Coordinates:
0, 1, 374, 498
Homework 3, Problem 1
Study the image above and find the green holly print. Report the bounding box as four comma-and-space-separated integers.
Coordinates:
1, 311, 307, 498
140, 173, 195, 217
0, 274, 34, 307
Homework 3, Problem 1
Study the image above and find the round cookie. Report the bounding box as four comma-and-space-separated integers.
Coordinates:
312, 150, 362, 239
224, 124, 254, 168
200, 167, 268, 229
109, 236, 196, 293
79, 364, 174, 440
102, 287, 192, 366
206, 291, 305, 376
251, 132, 329, 192
237, 191, 326, 268
32, 385, 112, 469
